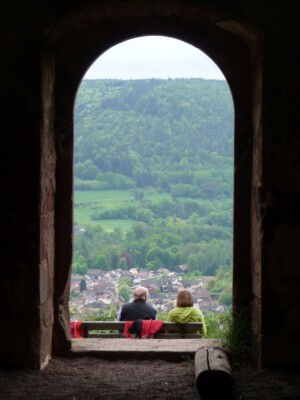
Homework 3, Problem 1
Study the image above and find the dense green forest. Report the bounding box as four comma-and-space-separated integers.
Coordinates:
73, 78, 234, 277
75, 79, 233, 196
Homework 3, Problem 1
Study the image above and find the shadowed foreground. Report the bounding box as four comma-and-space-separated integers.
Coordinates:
1, 357, 300, 400
1, 357, 197, 400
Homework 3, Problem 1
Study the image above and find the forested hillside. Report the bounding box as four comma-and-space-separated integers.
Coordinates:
73, 78, 234, 281
75, 79, 233, 199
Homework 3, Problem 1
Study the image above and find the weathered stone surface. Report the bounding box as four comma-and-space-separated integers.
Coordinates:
66, 338, 218, 362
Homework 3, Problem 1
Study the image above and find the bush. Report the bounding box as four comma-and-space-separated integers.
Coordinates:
118, 284, 131, 302
218, 290, 232, 306
74, 178, 103, 190
205, 308, 256, 366
204, 311, 225, 338
80, 306, 118, 321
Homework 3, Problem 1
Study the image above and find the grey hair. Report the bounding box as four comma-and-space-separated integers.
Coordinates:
134, 286, 149, 300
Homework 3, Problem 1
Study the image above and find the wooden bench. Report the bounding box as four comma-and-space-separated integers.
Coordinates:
80, 321, 203, 339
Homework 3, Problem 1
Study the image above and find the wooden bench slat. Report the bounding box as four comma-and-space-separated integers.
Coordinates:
161, 322, 203, 333
153, 333, 202, 339
88, 333, 124, 338
87, 333, 202, 339
79, 321, 203, 339
81, 321, 125, 330
81, 321, 202, 331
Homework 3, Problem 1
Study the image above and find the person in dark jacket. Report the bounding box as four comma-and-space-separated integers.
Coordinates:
118, 286, 157, 321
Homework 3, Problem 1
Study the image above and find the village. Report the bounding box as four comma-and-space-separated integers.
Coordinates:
69, 266, 227, 319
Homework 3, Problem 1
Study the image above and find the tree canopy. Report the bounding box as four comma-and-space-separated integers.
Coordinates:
74, 78, 233, 199
73, 78, 234, 278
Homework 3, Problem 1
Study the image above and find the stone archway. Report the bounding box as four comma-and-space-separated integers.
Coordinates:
2, 0, 300, 373
48, 2, 262, 364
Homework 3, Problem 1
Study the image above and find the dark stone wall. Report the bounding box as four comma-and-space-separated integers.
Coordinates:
0, 0, 299, 369
254, 11, 300, 365
0, 46, 56, 367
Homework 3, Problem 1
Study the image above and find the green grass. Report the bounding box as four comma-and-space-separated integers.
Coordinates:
74, 189, 172, 229
74, 207, 95, 226
97, 219, 134, 232
73, 189, 231, 230
144, 192, 171, 202
78, 189, 125, 200
74, 207, 135, 230
75, 189, 134, 207
74, 190, 134, 227
75, 189, 172, 206
205, 308, 256, 367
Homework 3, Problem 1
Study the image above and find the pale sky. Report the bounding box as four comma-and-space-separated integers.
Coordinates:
83, 36, 225, 80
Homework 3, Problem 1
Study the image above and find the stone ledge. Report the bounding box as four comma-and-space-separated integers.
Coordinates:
55, 338, 220, 361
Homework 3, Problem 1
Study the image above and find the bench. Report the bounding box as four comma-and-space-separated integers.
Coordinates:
80, 321, 203, 338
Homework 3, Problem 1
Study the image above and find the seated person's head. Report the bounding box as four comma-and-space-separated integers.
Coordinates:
176, 289, 194, 307
134, 286, 149, 301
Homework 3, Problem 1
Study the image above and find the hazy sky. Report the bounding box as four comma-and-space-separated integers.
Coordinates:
83, 36, 225, 80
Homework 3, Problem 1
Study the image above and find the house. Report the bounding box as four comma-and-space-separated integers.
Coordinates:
175, 264, 189, 273
157, 267, 170, 275
129, 267, 139, 276
70, 281, 80, 292
195, 288, 212, 301
74, 225, 86, 234
145, 281, 160, 293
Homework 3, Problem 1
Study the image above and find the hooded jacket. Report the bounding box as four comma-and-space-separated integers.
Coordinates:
167, 306, 207, 336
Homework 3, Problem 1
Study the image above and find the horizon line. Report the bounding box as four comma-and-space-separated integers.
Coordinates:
83, 76, 226, 81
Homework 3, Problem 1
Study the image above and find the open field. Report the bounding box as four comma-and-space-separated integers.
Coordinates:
74, 189, 172, 228
74, 206, 134, 230
75, 189, 133, 206
74, 189, 232, 230
75, 189, 171, 205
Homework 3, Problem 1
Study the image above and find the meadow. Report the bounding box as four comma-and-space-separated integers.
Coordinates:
74, 189, 172, 229
74, 188, 232, 233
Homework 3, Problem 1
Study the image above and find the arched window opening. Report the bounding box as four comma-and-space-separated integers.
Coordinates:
70, 36, 234, 336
